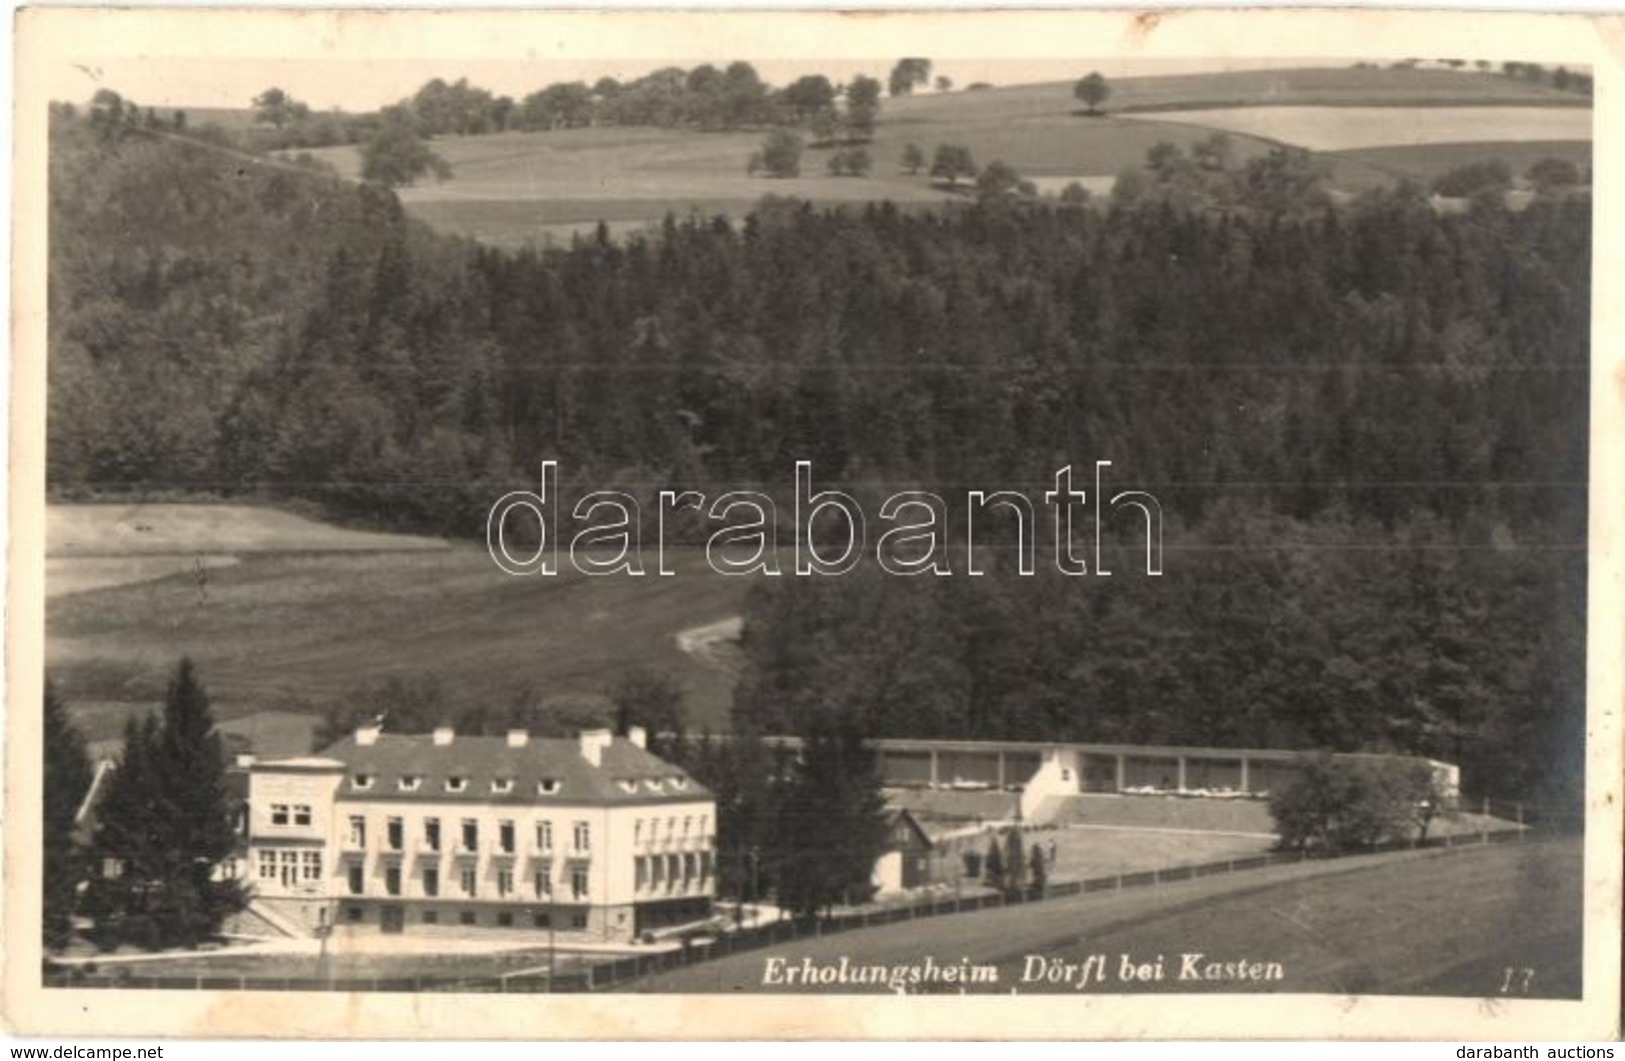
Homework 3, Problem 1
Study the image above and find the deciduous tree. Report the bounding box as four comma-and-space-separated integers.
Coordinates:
889, 58, 932, 98
360, 106, 453, 187
253, 87, 310, 130
1074, 71, 1111, 114
901, 142, 925, 175
930, 143, 977, 188
755, 128, 804, 178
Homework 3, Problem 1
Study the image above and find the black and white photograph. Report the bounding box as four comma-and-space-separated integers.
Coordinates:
4, 7, 1621, 1041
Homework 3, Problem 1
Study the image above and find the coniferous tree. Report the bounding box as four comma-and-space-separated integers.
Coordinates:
1003, 828, 1026, 896
153, 657, 243, 941
983, 836, 1005, 890
88, 713, 163, 948
89, 660, 244, 948
774, 716, 889, 918
43, 680, 93, 948
609, 668, 687, 759
686, 726, 782, 903
1028, 843, 1048, 898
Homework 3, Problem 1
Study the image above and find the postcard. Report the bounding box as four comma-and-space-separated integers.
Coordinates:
5, 6, 1620, 1040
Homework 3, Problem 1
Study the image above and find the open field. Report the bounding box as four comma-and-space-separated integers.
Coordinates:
1329, 139, 1592, 183
636, 838, 1582, 997
49, 555, 241, 598
47, 505, 758, 748
312, 115, 1291, 249
896, 66, 1585, 123
286, 66, 1590, 248
49, 503, 449, 557
1127, 105, 1591, 153
47, 504, 449, 598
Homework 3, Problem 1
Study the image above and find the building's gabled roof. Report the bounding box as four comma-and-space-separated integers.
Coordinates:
314, 733, 711, 806
883, 807, 933, 852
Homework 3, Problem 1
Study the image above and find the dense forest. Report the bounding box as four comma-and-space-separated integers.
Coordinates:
46, 107, 1590, 810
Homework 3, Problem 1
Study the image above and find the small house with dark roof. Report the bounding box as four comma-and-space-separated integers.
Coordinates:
245, 724, 714, 941
871, 808, 934, 895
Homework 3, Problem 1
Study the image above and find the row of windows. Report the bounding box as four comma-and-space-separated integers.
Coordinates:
631, 815, 710, 844
342, 906, 588, 930
352, 774, 565, 795
268, 804, 313, 827
347, 862, 590, 902
634, 852, 713, 892
349, 773, 690, 796
257, 848, 322, 884
349, 816, 589, 855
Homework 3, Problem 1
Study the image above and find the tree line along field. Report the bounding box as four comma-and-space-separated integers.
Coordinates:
288, 64, 1591, 248
636, 838, 1582, 997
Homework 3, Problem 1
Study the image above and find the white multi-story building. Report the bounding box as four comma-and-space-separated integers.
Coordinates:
245, 725, 714, 940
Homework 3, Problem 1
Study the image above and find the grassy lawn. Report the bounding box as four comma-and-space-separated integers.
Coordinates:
48, 504, 760, 746
636, 838, 1581, 997
929, 824, 1272, 888
48, 503, 449, 557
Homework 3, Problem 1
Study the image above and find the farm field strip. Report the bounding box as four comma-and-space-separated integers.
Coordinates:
1328, 139, 1592, 181
887, 67, 1583, 125
1122, 105, 1592, 152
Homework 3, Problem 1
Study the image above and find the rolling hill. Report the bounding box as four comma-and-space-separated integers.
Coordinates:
292, 64, 1591, 247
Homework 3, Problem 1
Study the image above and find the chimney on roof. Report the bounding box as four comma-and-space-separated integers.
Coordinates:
433, 726, 455, 746
235, 753, 257, 768
356, 723, 382, 746
628, 726, 648, 750
579, 728, 613, 767
506, 729, 530, 748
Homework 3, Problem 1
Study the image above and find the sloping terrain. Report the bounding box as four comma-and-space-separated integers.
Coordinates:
637, 839, 1582, 997
49, 504, 759, 748
293, 65, 1588, 247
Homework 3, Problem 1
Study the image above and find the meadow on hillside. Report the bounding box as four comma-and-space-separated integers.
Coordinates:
48, 505, 759, 754
314, 114, 1290, 248
293, 64, 1592, 247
